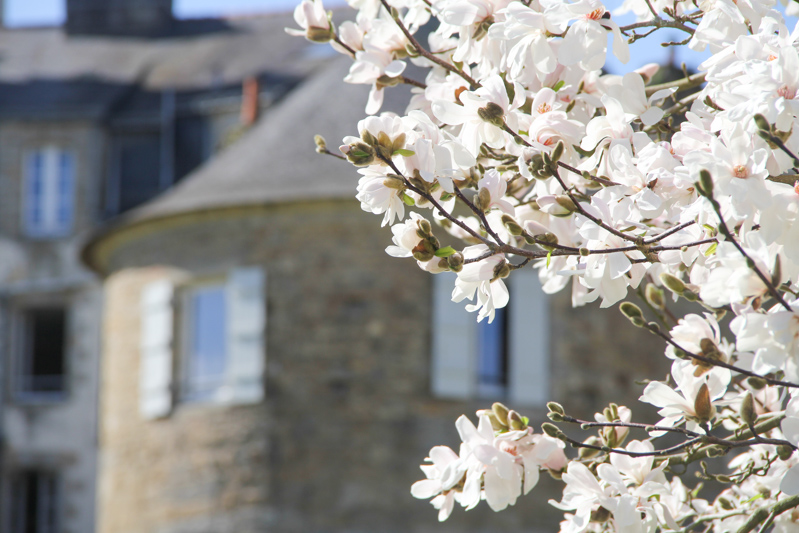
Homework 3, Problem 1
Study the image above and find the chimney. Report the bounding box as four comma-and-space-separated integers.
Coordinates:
240, 77, 260, 127
66, 0, 174, 36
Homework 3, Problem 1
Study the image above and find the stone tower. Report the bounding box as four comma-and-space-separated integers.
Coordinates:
66, 0, 173, 35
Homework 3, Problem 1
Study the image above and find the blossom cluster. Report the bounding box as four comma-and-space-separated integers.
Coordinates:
288, 0, 799, 529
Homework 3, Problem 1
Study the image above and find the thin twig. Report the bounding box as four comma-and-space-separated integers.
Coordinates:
380, 0, 479, 88
645, 323, 799, 389
643, 221, 696, 244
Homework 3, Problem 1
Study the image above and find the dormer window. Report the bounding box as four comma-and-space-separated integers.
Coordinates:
22, 147, 75, 238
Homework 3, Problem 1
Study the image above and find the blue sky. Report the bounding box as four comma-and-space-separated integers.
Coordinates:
5, 0, 796, 75
5, 0, 314, 26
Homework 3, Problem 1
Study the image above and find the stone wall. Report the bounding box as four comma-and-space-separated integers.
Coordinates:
0, 120, 105, 533
95, 200, 669, 533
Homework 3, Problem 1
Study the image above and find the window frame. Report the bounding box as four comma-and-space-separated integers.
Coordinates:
21, 146, 76, 239
177, 277, 230, 404
10, 304, 69, 405
5, 468, 62, 533
430, 271, 550, 407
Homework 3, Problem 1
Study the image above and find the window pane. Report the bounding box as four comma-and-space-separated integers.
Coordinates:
19, 308, 67, 397
10, 471, 59, 533
57, 152, 74, 227
476, 307, 507, 398
185, 285, 227, 399
23, 149, 74, 237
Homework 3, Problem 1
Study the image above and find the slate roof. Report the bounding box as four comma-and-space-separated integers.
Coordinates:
0, 13, 326, 120
120, 56, 379, 223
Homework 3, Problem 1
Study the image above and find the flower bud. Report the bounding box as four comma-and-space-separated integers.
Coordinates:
314, 134, 327, 153
418, 219, 432, 236
718, 497, 734, 510
753, 113, 771, 132
508, 410, 525, 430
501, 214, 524, 235
645, 285, 665, 309
493, 260, 511, 280
541, 422, 561, 439
554, 195, 577, 213
477, 102, 505, 127
547, 412, 565, 422
698, 169, 713, 196
476, 187, 492, 211
547, 402, 565, 415
591, 507, 611, 523
693, 383, 713, 423
383, 176, 406, 190
778, 445, 794, 460
660, 272, 686, 294
306, 25, 333, 43
739, 392, 756, 426
578, 436, 601, 459
412, 240, 435, 262
486, 412, 506, 431
620, 302, 646, 327
551, 140, 565, 163
447, 252, 464, 272
492, 402, 510, 426
341, 142, 375, 166
747, 376, 767, 390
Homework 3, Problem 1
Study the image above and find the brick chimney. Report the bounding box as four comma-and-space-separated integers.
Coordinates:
66, 0, 174, 36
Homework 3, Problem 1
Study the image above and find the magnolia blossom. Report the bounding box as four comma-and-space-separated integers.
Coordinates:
295, 0, 799, 525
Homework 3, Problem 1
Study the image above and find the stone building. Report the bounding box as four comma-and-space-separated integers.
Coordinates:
0, 1, 333, 532
0, 1, 670, 532
81, 38, 670, 533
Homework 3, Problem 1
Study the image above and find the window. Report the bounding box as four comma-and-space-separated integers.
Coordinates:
138, 268, 266, 419
14, 308, 67, 402
8, 470, 60, 533
476, 307, 508, 398
109, 133, 163, 215
180, 282, 228, 402
431, 269, 550, 406
23, 147, 75, 238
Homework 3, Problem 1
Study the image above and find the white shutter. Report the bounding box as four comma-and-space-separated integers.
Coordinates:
431, 273, 476, 399
139, 279, 174, 419
223, 267, 266, 404
508, 267, 550, 407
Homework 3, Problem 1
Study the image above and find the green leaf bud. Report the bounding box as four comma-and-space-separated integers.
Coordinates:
501, 214, 524, 235
620, 302, 644, 324
555, 195, 577, 213
547, 402, 565, 415
314, 134, 327, 152
551, 140, 565, 163
753, 113, 771, 132
660, 272, 686, 294
645, 284, 665, 309
541, 422, 561, 439
698, 169, 714, 196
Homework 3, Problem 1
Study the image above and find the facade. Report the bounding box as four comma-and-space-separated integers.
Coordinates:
0, 1, 671, 532
83, 52, 671, 533
0, 2, 329, 532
